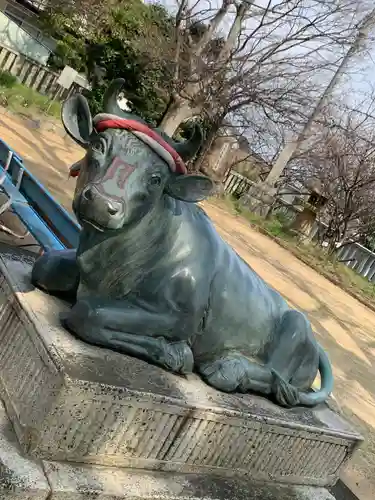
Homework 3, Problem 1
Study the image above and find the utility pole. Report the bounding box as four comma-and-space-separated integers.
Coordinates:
262, 7, 375, 191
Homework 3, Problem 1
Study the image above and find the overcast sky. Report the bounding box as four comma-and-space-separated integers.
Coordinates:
149, 0, 375, 109
146, 0, 375, 158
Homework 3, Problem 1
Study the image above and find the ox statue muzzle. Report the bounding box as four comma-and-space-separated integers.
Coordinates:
76, 155, 138, 231
79, 183, 124, 231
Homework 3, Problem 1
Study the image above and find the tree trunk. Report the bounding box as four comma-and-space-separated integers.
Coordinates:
158, 99, 194, 136
193, 120, 221, 175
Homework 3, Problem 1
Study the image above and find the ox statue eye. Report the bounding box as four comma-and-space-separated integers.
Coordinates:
149, 174, 162, 187
91, 137, 106, 154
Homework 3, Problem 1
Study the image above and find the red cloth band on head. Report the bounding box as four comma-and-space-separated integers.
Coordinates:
95, 118, 187, 174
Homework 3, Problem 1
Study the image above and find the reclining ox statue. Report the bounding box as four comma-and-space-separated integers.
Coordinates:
32, 79, 333, 408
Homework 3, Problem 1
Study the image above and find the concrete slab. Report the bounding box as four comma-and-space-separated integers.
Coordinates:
0, 246, 362, 488
0, 401, 49, 499
44, 461, 336, 500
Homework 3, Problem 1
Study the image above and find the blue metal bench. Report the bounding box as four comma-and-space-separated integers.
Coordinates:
0, 138, 80, 251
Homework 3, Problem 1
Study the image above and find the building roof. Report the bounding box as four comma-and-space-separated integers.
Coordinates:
14, 0, 45, 15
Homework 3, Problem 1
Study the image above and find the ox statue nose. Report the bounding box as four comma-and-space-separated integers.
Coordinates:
106, 201, 119, 215
81, 186, 121, 216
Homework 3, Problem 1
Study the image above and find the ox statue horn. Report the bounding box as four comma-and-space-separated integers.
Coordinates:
102, 78, 202, 162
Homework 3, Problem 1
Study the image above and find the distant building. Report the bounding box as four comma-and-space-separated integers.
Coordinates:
204, 130, 270, 181
0, 0, 56, 65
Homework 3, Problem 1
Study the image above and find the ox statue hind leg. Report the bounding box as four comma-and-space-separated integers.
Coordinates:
61, 298, 194, 375
198, 310, 333, 408
31, 249, 79, 301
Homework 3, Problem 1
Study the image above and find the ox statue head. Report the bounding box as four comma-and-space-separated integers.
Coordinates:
62, 79, 214, 231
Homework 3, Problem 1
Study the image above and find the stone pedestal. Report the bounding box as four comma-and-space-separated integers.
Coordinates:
240, 182, 276, 217
291, 207, 317, 243
0, 245, 363, 498
0, 400, 338, 499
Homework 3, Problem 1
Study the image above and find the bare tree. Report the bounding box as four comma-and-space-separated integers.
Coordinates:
287, 103, 375, 253
193, 106, 286, 179
158, 0, 369, 135
193, 72, 308, 176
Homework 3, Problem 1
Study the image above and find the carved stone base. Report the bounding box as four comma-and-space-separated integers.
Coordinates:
0, 399, 337, 499
0, 245, 362, 488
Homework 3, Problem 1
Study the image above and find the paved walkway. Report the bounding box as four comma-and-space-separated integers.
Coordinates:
0, 110, 374, 499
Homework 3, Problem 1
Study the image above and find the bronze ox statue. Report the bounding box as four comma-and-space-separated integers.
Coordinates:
32, 79, 333, 408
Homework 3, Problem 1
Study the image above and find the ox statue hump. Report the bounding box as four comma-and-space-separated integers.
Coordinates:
31, 79, 333, 408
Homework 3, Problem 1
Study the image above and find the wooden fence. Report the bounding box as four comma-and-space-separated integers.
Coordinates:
223, 169, 254, 198
0, 45, 80, 100
336, 242, 375, 282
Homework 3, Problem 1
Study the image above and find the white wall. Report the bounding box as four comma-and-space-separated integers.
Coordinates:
0, 11, 50, 65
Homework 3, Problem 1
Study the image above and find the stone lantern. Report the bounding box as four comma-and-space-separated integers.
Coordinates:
291, 178, 328, 243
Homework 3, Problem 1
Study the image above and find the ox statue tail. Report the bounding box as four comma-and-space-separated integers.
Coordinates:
272, 345, 333, 408
298, 345, 334, 407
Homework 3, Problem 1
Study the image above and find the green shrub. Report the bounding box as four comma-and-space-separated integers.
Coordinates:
0, 83, 61, 119
0, 70, 17, 88
274, 209, 293, 227
264, 218, 285, 238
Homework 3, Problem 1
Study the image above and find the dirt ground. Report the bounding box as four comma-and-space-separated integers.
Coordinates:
1, 110, 374, 499
0, 110, 82, 209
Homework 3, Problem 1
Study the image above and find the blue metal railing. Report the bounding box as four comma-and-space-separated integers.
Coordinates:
0, 138, 80, 251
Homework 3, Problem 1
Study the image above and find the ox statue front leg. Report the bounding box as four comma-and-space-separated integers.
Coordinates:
61, 298, 194, 375
31, 249, 79, 302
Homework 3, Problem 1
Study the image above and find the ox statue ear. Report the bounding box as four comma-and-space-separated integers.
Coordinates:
61, 94, 93, 148
165, 174, 214, 203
